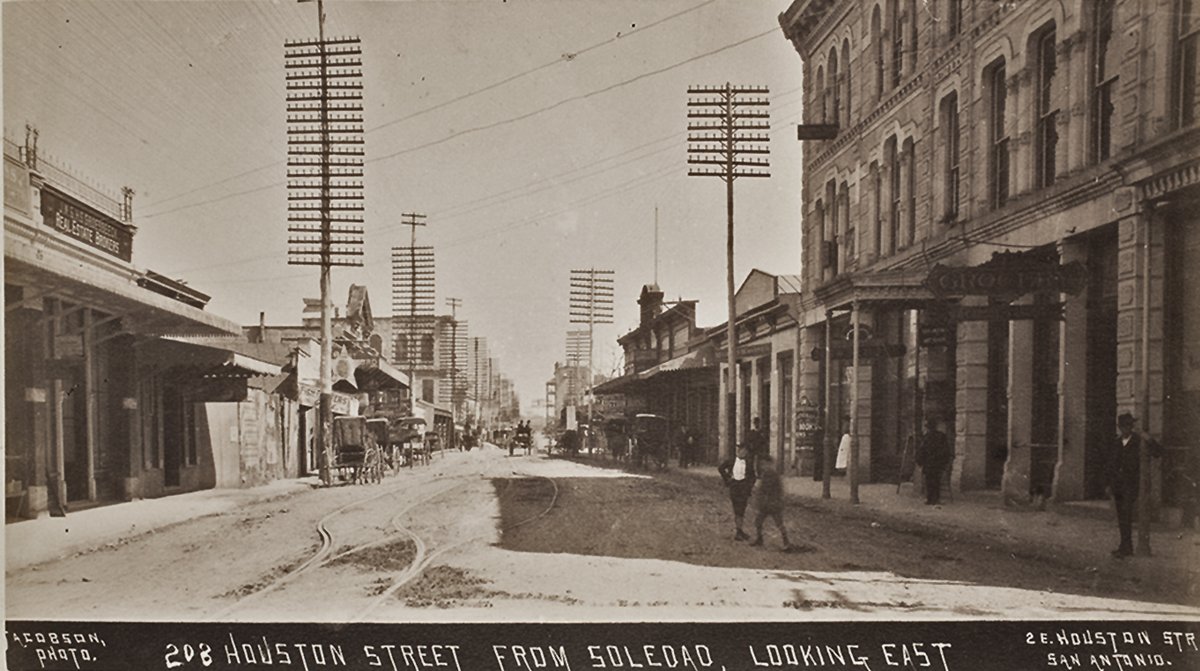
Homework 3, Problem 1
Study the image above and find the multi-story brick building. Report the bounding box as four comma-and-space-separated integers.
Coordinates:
780, 0, 1199, 506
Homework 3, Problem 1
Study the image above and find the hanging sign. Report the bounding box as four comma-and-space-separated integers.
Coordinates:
922, 252, 1088, 300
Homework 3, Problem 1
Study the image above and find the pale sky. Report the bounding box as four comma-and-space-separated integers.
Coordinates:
4, 0, 804, 412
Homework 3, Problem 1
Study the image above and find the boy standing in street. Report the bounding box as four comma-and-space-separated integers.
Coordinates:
750, 452, 793, 551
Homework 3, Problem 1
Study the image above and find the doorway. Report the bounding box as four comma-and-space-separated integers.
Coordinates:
1085, 231, 1118, 499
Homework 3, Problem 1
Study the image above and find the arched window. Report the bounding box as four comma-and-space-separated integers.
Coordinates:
842, 39, 852, 125
909, 0, 919, 72
1175, 0, 1200, 128
814, 198, 826, 276
890, 0, 903, 87
815, 66, 826, 123
1092, 0, 1117, 161
828, 47, 840, 124
902, 137, 916, 246
1034, 24, 1059, 188
940, 91, 960, 220
885, 135, 899, 255
871, 6, 884, 98
987, 58, 1010, 209
870, 161, 882, 257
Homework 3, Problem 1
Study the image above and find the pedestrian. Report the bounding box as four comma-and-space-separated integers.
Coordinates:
677, 424, 692, 469
718, 444, 757, 541
750, 452, 793, 551
1106, 412, 1162, 558
747, 417, 769, 466
834, 415, 850, 475
916, 416, 951, 505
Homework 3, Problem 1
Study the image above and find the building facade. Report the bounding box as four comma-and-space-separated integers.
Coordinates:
4, 133, 291, 517
780, 0, 1200, 505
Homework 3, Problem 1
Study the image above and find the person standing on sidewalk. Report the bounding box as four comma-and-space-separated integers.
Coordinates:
718, 444, 757, 541
747, 417, 769, 469
750, 452, 793, 551
916, 417, 951, 505
1107, 412, 1162, 558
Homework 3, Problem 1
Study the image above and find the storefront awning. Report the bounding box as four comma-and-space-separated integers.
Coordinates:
354, 357, 409, 391
149, 338, 284, 377
592, 372, 642, 395
5, 220, 241, 336
812, 268, 935, 312
637, 345, 716, 381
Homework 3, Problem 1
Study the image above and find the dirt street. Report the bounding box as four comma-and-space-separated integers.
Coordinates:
6, 446, 1198, 622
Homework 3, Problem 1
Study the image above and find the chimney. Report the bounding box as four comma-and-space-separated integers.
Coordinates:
638, 284, 664, 326
257, 311, 266, 343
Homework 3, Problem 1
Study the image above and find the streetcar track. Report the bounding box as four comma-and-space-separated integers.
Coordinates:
350, 472, 559, 621
209, 454, 481, 620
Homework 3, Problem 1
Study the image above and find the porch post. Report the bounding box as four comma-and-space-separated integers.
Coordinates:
850, 300, 861, 504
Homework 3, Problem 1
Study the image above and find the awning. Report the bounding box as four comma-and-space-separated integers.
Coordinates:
591, 372, 642, 395
354, 357, 409, 390
637, 345, 716, 381
5, 218, 241, 336
149, 338, 284, 377
812, 268, 935, 312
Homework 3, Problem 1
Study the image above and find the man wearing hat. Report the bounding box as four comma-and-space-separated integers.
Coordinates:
1107, 412, 1162, 558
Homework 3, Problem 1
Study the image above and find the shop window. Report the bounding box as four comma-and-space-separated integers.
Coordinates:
941, 91, 960, 220
1092, 0, 1117, 162
1175, 0, 1199, 127
1035, 26, 1059, 189
987, 59, 1010, 209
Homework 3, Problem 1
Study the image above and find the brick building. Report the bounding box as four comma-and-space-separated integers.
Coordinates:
779, 0, 1199, 505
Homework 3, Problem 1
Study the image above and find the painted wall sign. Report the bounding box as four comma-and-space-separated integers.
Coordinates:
4, 156, 30, 214
41, 188, 133, 261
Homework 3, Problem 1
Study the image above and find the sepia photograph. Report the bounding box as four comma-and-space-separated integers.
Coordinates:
4, 0, 1200, 668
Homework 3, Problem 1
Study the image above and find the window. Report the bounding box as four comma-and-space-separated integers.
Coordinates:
891, 0, 904, 87
909, 0, 919, 72
1092, 0, 1117, 161
905, 138, 916, 246
1176, 0, 1199, 127
872, 6, 884, 98
829, 48, 841, 125
948, 0, 962, 38
815, 66, 826, 123
842, 39, 852, 125
1035, 27, 1059, 188
814, 199, 826, 274
988, 60, 1010, 209
840, 183, 853, 261
887, 135, 899, 255
871, 161, 882, 255
827, 180, 840, 276
941, 92, 960, 219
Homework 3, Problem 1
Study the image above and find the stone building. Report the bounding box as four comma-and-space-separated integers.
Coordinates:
779, 0, 1199, 506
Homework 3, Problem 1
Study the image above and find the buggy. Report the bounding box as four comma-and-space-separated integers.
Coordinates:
332, 416, 385, 484
630, 413, 670, 471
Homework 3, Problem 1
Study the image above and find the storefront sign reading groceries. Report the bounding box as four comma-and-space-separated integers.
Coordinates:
41, 189, 133, 261
923, 251, 1087, 300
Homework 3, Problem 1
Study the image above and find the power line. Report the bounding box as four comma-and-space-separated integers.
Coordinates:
141, 25, 778, 218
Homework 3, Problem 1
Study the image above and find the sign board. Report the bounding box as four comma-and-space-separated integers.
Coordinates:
796, 124, 839, 140
297, 384, 359, 415
918, 308, 953, 348
41, 189, 134, 261
923, 253, 1088, 300
53, 334, 84, 359
794, 397, 822, 448
4, 156, 30, 214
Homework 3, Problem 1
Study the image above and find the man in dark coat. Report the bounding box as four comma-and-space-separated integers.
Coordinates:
750, 452, 793, 551
916, 417, 951, 505
747, 417, 769, 467
1107, 412, 1162, 558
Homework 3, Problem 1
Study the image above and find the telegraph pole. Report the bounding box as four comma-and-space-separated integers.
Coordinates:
286, 0, 365, 485
569, 268, 614, 438
687, 82, 770, 461
446, 297, 463, 450
392, 213, 433, 416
